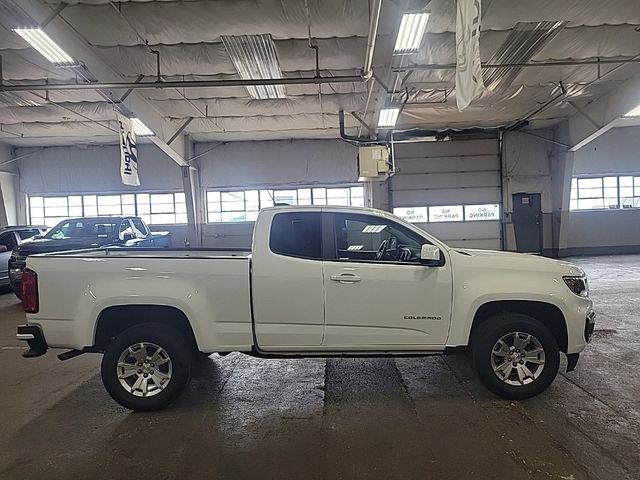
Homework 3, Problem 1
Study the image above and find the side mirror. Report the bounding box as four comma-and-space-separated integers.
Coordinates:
0, 245, 7, 253
420, 244, 443, 266
122, 232, 135, 242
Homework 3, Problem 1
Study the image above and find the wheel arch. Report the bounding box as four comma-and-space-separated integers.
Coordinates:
93, 304, 200, 353
469, 300, 568, 353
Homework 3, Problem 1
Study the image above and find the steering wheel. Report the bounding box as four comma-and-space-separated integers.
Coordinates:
375, 239, 389, 260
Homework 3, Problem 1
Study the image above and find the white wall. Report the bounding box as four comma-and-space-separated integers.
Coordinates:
15, 143, 188, 240
194, 139, 358, 247
566, 126, 640, 254
501, 131, 554, 252
14, 139, 359, 248
0, 143, 19, 226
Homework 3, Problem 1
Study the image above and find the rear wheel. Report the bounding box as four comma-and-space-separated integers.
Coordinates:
472, 314, 560, 400
101, 324, 193, 411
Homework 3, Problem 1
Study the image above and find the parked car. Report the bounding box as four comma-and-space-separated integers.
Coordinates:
9, 216, 171, 297
16, 205, 594, 411
0, 226, 47, 288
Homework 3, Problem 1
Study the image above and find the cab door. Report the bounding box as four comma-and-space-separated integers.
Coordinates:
251, 210, 325, 349
322, 212, 452, 349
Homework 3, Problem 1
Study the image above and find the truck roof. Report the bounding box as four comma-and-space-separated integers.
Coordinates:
0, 225, 47, 232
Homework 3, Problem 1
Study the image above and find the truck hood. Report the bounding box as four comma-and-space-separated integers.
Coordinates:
16, 237, 117, 256
453, 248, 585, 276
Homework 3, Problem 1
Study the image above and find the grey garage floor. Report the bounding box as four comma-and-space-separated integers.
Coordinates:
1, 255, 639, 480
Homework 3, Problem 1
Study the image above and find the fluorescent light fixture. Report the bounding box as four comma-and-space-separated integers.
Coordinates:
362, 225, 387, 233
131, 117, 154, 137
624, 104, 640, 117
393, 12, 430, 54
222, 34, 286, 100
13, 28, 76, 66
378, 107, 400, 128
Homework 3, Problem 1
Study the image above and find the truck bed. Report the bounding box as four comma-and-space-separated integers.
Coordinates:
34, 247, 252, 259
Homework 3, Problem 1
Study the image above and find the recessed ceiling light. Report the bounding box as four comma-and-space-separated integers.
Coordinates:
131, 117, 154, 137
13, 28, 76, 66
624, 104, 640, 117
378, 107, 400, 128
394, 12, 430, 54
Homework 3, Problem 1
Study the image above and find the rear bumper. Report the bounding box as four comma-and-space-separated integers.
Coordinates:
17, 324, 48, 358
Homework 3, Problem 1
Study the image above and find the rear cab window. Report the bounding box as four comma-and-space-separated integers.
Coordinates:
269, 212, 322, 260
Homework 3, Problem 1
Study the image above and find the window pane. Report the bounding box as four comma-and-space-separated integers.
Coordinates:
30, 196, 43, 208
619, 176, 632, 187
69, 206, 83, 217
175, 213, 188, 224
270, 212, 322, 259
578, 178, 602, 189
245, 190, 259, 211
603, 176, 617, 187
207, 191, 220, 203
121, 194, 135, 205
577, 198, 605, 209
221, 192, 245, 212
221, 211, 247, 222
46, 206, 70, 217
150, 213, 176, 224
44, 197, 67, 208
260, 190, 274, 208
174, 192, 186, 203
312, 188, 326, 205
578, 187, 603, 199
122, 204, 136, 215
273, 190, 297, 205
68, 196, 82, 207
297, 189, 312, 205
326, 188, 350, 206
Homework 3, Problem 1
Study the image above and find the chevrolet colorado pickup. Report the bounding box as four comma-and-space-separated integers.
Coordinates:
16, 206, 595, 411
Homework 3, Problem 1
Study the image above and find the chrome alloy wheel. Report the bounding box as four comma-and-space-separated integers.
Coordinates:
117, 342, 172, 397
490, 332, 545, 386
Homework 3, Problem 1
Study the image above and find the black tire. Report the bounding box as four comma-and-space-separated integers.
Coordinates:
101, 324, 193, 411
472, 314, 560, 400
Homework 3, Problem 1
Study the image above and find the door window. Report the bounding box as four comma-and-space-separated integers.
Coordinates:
130, 218, 149, 238
0, 232, 17, 251
269, 212, 322, 260
332, 213, 426, 263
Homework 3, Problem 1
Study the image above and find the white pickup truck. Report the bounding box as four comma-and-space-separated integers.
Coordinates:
17, 206, 595, 411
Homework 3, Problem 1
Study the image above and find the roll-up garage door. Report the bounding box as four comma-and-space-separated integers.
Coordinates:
390, 138, 502, 250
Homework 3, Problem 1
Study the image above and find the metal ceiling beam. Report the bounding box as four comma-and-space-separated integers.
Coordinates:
0, 75, 365, 92
1, 0, 191, 166
392, 58, 640, 72
566, 71, 640, 152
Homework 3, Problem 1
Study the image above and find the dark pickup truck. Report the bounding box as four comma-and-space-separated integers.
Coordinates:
9, 216, 171, 297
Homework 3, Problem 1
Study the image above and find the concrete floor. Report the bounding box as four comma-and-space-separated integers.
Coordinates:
1, 255, 639, 480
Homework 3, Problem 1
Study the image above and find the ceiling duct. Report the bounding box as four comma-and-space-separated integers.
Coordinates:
222, 34, 286, 100
483, 21, 568, 93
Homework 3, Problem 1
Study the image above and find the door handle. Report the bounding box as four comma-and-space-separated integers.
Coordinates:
330, 274, 361, 283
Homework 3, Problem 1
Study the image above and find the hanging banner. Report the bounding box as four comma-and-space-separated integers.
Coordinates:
455, 0, 484, 111
117, 113, 140, 186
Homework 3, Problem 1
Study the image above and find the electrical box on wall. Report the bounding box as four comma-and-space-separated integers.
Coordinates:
358, 146, 391, 181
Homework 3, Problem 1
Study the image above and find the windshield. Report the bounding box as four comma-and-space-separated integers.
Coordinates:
45, 219, 119, 240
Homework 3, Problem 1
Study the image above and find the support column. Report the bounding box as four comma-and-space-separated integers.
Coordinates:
181, 135, 202, 247
0, 178, 8, 226
550, 146, 574, 257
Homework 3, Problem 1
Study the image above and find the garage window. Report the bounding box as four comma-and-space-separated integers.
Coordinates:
207, 185, 364, 223
570, 176, 640, 210
29, 192, 187, 227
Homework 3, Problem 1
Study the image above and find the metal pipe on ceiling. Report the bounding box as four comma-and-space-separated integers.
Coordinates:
0, 75, 365, 92
363, 0, 383, 80
392, 58, 640, 72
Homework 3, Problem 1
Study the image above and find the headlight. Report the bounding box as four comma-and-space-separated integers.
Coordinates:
563, 276, 588, 297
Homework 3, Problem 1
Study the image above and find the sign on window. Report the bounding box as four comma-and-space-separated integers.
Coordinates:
393, 207, 428, 223
429, 205, 463, 222
465, 204, 500, 221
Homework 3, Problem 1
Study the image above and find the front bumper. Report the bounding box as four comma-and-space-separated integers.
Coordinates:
17, 324, 48, 358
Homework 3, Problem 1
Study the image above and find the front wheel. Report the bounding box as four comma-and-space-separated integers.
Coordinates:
472, 314, 560, 400
101, 324, 193, 411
